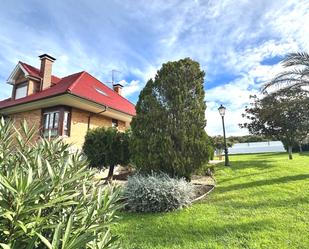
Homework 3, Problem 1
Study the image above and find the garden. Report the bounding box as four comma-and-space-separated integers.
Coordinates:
1, 53, 309, 248
114, 152, 309, 249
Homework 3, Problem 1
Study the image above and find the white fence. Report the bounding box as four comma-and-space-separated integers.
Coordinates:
227, 141, 285, 155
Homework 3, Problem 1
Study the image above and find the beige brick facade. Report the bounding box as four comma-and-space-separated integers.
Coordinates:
7, 107, 127, 148
10, 109, 42, 142
27, 79, 40, 95
65, 108, 126, 148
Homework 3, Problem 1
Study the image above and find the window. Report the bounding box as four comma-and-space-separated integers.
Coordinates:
95, 87, 108, 96
43, 111, 60, 138
15, 83, 27, 99
63, 111, 70, 136
112, 119, 118, 128
42, 107, 71, 138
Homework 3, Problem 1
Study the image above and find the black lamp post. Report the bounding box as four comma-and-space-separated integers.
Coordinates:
218, 104, 230, 166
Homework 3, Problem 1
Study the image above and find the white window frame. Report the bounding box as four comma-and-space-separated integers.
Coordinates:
15, 84, 28, 99
42, 111, 60, 138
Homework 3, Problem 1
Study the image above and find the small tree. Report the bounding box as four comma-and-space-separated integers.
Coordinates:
131, 58, 210, 180
240, 87, 309, 159
83, 127, 130, 182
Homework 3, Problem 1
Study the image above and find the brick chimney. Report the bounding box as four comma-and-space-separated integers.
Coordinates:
113, 83, 123, 95
39, 54, 56, 90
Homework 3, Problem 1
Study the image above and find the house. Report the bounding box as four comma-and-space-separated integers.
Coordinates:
0, 54, 136, 148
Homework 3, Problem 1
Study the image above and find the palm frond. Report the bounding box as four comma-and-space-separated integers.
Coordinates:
263, 67, 309, 91
282, 52, 309, 67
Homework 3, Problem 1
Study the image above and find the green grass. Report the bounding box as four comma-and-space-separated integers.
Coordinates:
114, 153, 309, 249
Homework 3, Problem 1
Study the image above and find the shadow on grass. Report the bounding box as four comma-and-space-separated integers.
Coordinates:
118, 215, 273, 248
218, 173, 309, 193
226, 195, 309, 210
247, 152, 309, 159
248, 152, 287, 157
217, 159, 274, 172
299, 152, 309, 157
218, 170, 276, 184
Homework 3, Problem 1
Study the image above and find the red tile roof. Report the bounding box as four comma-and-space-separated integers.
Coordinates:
0, 63, 136, 116
20, 62, 61, 84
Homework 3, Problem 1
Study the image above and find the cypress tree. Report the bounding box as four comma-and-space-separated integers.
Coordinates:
131, 58, 210, 180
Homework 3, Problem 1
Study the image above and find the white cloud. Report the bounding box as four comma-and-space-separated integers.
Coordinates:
121, 0, 309, 136
0, 79, 11, 100
1, 0, 309, 136
204, 37, 306, 135
205, 76, 259, 136
129, 65, 157, 82
119, 79, 143, 97
206, 105, 249, 137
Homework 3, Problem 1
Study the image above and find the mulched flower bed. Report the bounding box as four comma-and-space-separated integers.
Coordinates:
192, 184, 215, 202
95, 166, 216, 202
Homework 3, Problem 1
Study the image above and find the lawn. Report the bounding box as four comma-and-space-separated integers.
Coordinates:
114, 153, 309, 249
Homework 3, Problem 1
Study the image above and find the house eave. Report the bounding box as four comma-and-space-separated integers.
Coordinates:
0, 93, 133, 122
7, 62, 30, 85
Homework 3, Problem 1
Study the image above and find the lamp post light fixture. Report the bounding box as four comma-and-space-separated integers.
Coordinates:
218, 104, 230, 166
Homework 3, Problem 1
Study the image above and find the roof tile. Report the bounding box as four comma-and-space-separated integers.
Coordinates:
20, 62, 61, 84
0, 63, 136, 116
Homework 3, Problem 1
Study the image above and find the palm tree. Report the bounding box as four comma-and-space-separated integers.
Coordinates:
263, 52, 309, 91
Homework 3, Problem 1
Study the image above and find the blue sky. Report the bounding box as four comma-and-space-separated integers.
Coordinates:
0, 0, 308, 135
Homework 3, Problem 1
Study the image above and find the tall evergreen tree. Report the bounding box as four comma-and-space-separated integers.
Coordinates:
131, 58, 210, 180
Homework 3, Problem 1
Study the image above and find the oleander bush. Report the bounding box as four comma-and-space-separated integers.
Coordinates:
124, 173, 195, 213
0, 119, 122, 249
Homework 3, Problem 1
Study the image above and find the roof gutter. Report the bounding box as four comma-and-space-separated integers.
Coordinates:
67, 92, 135, 117
0, 92, 66, 112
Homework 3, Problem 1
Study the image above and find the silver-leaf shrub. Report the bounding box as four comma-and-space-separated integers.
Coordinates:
0, 119, 122, 249
124, 173, 195, 212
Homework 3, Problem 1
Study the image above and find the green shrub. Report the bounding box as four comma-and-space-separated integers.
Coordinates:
0, 119, 122, 248
124, 173, 194, 212
83, 127, 130, 181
